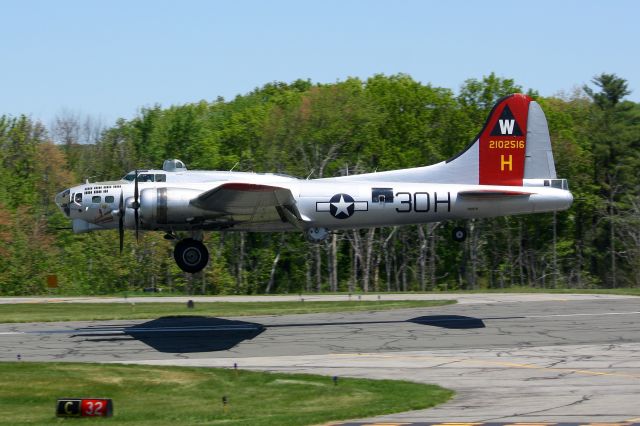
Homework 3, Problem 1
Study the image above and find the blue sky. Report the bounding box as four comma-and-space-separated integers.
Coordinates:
1, 0, 638, 125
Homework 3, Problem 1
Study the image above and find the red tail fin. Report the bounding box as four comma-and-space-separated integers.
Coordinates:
478, 94, 531, 185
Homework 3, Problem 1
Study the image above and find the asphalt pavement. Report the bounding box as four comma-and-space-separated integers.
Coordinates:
1, 293, 639, 422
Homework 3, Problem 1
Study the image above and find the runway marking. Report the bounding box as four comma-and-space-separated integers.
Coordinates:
523, 311, 640, 319
358, 423, 411, 426
432, 423, 484, 426
332, 353, 640, 380
0, 332, 25, 335
585, 424, 638, 426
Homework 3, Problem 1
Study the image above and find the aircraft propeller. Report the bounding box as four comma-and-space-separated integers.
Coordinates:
133, 170, 140, 241
118, 191, 125, 253
118, 170, 141, 253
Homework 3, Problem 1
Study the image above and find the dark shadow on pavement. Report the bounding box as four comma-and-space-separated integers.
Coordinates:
264, 315, 489, 330
409, 315, 486, 329
72, 313, 495, 353
75, 316, 264, 353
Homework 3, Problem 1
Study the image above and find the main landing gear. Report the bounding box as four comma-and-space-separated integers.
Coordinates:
305, 227, 330, 243
173, 238, 209, 273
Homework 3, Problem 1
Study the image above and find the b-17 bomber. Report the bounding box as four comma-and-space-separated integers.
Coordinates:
55, 94, 572, 273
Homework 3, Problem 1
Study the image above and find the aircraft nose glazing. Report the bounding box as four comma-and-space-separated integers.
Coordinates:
55, 189, 71, 217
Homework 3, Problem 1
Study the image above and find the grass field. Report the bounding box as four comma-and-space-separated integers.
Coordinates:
0, 300, 455, 323
0, 362, 453, 425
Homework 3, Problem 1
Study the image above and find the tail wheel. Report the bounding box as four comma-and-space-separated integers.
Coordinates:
174, 238, 209, 273
452, 227, 467, 242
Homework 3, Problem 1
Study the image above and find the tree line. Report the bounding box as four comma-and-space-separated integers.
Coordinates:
0, 72, 638, 295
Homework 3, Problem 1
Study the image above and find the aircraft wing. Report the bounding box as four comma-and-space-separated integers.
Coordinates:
191, 183, 304, 227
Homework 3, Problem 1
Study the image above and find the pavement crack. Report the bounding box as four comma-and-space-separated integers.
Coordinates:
484, 394, 592, 421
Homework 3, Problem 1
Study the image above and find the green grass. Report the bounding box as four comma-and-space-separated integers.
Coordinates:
0, 362, 453, 425
0, 300, 455, 323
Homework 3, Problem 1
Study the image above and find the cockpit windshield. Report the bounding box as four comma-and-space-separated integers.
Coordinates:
122, 172, 164, 182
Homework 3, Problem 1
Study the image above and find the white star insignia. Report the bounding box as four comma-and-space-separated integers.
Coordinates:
332, 195, 353, 217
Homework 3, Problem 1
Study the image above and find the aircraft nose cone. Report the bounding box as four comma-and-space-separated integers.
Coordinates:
55, 189, 71, 217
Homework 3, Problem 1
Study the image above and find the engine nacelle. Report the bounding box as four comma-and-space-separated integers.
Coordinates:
139, 188, 214, 227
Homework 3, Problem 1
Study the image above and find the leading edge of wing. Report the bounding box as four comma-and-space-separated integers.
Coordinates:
191, 182, 303, 224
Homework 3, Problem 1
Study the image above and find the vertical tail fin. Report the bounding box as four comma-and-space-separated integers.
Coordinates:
476, 93, 557, 185
331, 93, 558, 185
478, 94, 529, 185
522, 99, 557, 180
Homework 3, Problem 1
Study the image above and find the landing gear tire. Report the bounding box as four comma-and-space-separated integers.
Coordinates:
305, 227, 330, 243
174, 238, 209, 273
452, 226, 467, 242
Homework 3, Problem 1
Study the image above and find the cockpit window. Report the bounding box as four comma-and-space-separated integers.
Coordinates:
74, 193, 83, 204
155, 174, 166, 182
122, 172, 154, 182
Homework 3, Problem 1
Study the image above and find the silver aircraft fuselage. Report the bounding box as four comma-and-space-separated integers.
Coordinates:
59, 170, 572, 234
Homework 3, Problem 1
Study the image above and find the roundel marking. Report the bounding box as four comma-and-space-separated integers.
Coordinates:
330, 193, 355, 219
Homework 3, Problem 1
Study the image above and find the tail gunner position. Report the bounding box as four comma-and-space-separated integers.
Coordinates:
55, 94, 573, 273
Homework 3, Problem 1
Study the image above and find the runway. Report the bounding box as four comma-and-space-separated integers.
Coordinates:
1, 293, 639, 422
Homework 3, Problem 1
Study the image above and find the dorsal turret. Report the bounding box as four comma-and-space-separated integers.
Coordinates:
163, 159, 187, 172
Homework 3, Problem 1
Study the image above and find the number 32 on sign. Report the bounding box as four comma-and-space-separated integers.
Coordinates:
56, 398, 113, 417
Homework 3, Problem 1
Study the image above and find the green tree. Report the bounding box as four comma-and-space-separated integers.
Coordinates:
583, 73, 636, 287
